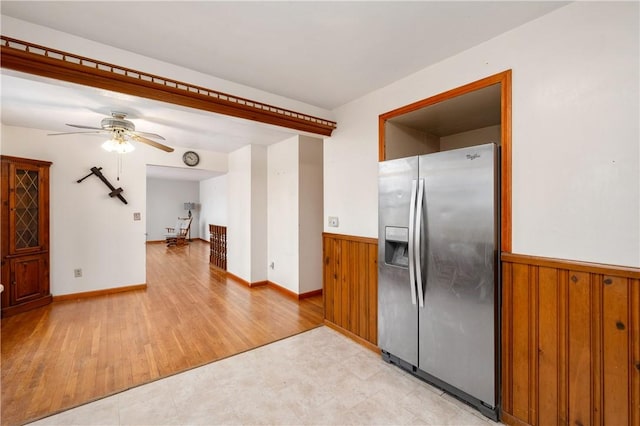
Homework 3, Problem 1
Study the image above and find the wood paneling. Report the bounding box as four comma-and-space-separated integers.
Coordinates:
1, 241, 323, 426
501, 253, 640, 426
322, 233, 378, 347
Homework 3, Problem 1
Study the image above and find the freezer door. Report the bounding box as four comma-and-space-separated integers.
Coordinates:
417, 143, 497, 407
378, 156, 419, 366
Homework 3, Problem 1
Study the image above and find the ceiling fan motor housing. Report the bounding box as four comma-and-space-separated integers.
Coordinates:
101, 116, 135, 132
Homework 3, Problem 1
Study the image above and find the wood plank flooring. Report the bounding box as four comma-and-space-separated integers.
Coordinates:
1, 241, 323, 426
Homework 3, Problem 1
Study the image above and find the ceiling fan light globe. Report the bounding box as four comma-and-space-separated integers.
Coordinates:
102, 138, 135, 154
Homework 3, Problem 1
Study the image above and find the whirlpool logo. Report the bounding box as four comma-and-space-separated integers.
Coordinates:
466, 153, 480, 160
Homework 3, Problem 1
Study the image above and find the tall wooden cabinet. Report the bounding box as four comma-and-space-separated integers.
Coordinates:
1, 156, 52, 317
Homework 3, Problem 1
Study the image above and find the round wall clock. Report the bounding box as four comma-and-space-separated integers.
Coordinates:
182, 151, 200, 167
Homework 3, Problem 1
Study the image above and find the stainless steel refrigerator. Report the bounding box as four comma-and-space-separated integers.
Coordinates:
378, 143, 499, 421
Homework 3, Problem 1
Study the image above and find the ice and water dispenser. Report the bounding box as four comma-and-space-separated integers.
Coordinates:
384, 226, 409, 267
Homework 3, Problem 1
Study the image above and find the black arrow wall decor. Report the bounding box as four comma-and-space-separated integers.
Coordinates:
77, 166, 128, 204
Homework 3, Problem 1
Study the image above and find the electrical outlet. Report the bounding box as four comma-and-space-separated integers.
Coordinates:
328, 216, 339, 227
74, 268, 82, 278
133, 212, 141, 221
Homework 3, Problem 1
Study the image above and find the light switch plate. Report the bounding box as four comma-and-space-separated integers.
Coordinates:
133, 212, 141, 221
328, 216, 339, 227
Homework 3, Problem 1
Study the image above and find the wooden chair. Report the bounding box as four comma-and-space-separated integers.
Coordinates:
165, 217, 193, 247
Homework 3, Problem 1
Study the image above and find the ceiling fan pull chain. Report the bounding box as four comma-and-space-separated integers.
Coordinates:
117, 153, 121, 181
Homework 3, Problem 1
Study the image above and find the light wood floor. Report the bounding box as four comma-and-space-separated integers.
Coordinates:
1, 241, 323, 426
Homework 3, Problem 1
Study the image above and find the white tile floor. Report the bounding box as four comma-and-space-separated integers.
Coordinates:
30, 326, 500, 425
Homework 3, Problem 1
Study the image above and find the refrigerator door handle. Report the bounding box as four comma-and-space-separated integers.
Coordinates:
415, 178, 425, 308
408, 179, 418, 305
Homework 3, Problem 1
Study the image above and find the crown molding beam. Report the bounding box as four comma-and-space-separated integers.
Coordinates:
0, 36, 337, 137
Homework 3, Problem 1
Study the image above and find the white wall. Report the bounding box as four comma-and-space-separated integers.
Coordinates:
0, 124, 228, 295
440, 125, 501, 151
227, 146, 252, 281
199, 174, 228, 238
250, 145, 268, 283
267, 136, 299, 292
146, 178, 200, 241
266, 135, 324, 294
1, 125, 147, 295
298, 136, 324, 294
325, 2, 639, 267
386, 122, 440, 160
226, 145, 268, 283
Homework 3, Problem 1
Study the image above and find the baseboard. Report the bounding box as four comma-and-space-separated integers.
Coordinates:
52, 284, 147, 302
226, 272, 250, 287
225, 274, 322, 300
299, 288, 323, 300
145, 240, 165, 244
499, 411, 531, 426
323, 320, 380, 354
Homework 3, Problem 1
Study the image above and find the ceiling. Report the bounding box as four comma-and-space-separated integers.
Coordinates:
0, 2, 568, 180
389, 84, 501, 137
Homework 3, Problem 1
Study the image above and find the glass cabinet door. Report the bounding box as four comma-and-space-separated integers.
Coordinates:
9, 163, 42, 254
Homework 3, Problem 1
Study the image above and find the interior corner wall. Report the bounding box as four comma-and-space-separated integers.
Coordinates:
298, 135, 324, 294
440, 125, 501, 152
199, 174, 228, 238
227, 144, 268, 284
146, 178, 200, 241
325, 2, 639, 267
385, 122, 440, 160
267, 136, 300, 292
250, 145, 268, 283
227, 145, 253, 282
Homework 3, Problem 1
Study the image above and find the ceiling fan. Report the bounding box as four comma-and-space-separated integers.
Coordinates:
48, 111, 174, 153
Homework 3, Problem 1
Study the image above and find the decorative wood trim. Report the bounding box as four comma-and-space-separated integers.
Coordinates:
378, 70, 512, 252
0, 155, 52, 167
266, 281, 298, 299
323, 320, 380, 354
500, 70, 512, 253
1, 295, 52, 317
226, 272, 251, 287
501, 254, 640, 426
501, 252, 640, 278
300, 289, 323, 300
322, 232, 378, 245
222, 274, 321, 300
52, 284, 147, 302
0, 36, 336, 137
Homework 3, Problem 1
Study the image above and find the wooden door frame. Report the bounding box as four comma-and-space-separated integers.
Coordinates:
378, 70, 512, 252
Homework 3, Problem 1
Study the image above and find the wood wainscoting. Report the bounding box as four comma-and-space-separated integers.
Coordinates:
323, 233, 378, 350
501, 253, 640, 426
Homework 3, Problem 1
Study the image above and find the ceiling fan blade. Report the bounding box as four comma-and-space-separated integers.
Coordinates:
48, 131, 106, 136
131, 134, 174, 152
66, 123, 105, 130
133, 130, 166, 140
